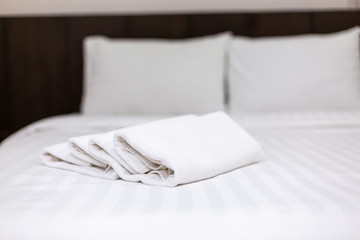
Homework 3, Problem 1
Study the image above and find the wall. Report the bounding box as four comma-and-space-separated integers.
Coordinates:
0, 0, 355, 16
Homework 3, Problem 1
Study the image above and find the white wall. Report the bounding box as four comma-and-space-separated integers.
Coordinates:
0, 0, 356, 16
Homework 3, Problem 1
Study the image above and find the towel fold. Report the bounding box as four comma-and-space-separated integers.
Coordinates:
41, 112, 264, 186
68, 134, 109, 168
113, 112, 264, 186
41, 142, 119, 180
88, 131, 140, 182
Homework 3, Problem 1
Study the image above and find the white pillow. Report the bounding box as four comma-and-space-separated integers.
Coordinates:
228, 27, 360, 113
81, 33, 231, 115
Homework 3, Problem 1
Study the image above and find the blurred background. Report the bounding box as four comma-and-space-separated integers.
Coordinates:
0, 0, 358, 16
1, 0, 360, 142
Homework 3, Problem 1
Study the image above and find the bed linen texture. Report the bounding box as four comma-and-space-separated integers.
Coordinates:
1, 112, 360, 240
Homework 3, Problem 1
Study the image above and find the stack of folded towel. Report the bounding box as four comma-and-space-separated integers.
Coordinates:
41, 112, 264, 187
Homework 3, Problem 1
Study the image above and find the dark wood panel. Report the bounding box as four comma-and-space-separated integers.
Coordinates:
313, 11, 360, 33
128, 15, 189, 38
251, 13, 311, 37
0, 19, 7, 131
6, 18, 68, 129
66, 17, 127, 112
190, 14, 250, 36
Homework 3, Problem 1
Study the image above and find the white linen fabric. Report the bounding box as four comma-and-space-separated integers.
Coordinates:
228, 27, 360, 113
42, 142, 90, 166
113, 112, 264, 186
1, 112, 360, 240
81, 32, 231, 115
68, 134, 108, 168
88, 130, 137, 180
42, 142, 119, 180
40, 112, 264, 186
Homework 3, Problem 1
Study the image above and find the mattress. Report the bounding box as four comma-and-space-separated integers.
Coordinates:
1, 112, 360, 240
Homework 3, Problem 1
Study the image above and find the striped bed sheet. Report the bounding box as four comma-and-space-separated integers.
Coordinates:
0, 112, 360, 240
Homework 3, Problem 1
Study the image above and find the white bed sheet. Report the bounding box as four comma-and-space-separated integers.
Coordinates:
1, 112, 360, 240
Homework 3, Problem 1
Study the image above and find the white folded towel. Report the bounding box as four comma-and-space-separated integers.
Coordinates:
88, 131, 140, 182
41, 143, 119, 180
41, 116, 194, 182
68, 134, 109, 168
87, 115, 196, 182
113, 112, 264, 186
41, 112, 264, 186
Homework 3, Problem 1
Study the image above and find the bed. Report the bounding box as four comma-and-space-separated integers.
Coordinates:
1, 112, 360, 239
1, 11, 360, 240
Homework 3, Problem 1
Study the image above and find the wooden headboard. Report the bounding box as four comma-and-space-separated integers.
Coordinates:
1, 11, 360, 139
